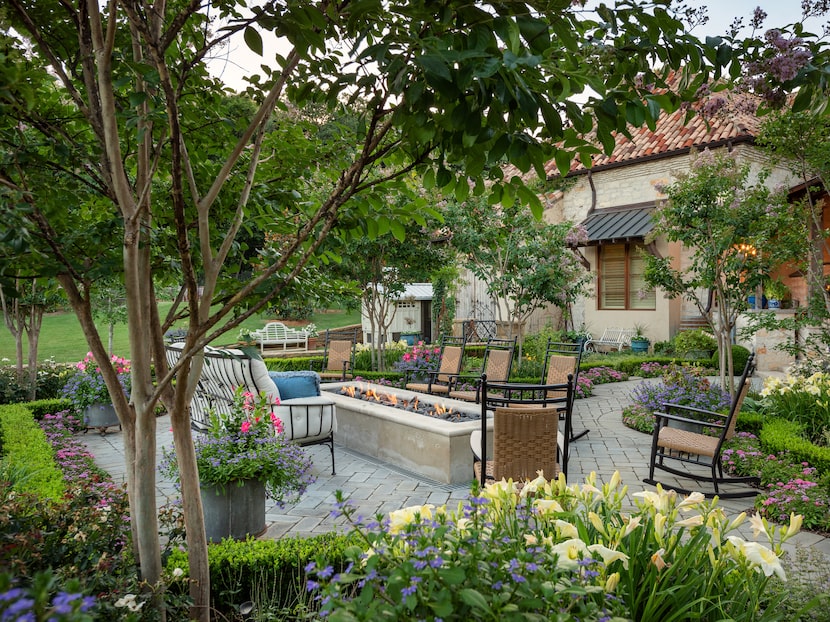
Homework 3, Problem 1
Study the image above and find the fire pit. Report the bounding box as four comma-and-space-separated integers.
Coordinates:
339, 384, 479, 422
323, 382, 492, 484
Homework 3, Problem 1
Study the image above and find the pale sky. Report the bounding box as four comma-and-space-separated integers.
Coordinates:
208, 1, 826, 92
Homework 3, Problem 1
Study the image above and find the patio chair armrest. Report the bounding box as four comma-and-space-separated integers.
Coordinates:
653, 407, 728, 432
659, 403, 729, 421
443, 372, 481, 390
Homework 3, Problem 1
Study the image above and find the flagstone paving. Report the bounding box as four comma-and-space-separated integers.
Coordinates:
79, 377, 830, 558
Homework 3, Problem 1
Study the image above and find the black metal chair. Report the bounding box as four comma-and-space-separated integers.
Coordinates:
316, 328, 358, 382
644, 353, 759, 498
404, 334, 467, 396
471, 374, 574, 484
540, 339, 588, 441
447, 336, 517, 403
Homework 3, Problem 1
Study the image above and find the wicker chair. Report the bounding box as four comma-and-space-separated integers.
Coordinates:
318, 329, 358, 382
541, 340, 588, 441
404, 334, 466, 395
471, 375, 574, 486
644, 353, 758, 498
447, 337, 516, 403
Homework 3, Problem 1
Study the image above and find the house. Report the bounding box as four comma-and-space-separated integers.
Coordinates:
361, 283, 434, 345
526, 79, 801, 370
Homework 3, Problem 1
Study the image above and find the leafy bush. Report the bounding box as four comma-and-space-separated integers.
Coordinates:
310, 473, 805, 621
165, 532, 356, 616
759, 418, 830, 474
0, 361, 75, 405
394, 342, 442, 381
1, 408, 138, 619
722, 432, 830, 532
265, 356, 321, 371
353, 341, 408, 371
673, 329, 717, 356
0, 404, 65, 499
712, 344, 752, 375
758, 374, 830, 445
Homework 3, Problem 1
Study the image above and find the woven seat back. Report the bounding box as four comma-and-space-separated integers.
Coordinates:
492, 407, 559, 481
545, 355, 576, 399
484, 349, 513, 383
436, 346, 464, 383
325, 340, 353, 372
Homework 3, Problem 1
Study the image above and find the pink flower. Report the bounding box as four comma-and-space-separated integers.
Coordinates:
272, 416, 284, 435
240, 421, 251, 433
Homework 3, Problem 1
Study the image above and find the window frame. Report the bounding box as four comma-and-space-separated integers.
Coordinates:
597, 242, 656, 311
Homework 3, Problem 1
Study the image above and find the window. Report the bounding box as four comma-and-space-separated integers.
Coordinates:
598, 243, 656, 310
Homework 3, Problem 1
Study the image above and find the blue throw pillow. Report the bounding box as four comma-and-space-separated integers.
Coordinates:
269, 371, 320, 400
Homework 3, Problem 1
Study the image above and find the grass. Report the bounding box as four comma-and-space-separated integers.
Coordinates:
0, 305, 361, 364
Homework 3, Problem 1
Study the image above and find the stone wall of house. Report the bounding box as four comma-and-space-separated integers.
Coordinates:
543, 144, 801, 366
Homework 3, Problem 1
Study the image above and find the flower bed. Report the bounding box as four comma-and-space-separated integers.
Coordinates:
309, 472, 807, 621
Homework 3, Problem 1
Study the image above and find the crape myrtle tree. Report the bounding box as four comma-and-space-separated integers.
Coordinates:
1, 0, 755, 617
642, 150, 798, 395
443, 195, 590, 358
335, 204, 449, 371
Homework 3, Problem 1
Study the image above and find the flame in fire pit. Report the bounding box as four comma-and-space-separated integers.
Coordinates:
338, 384, 469, 420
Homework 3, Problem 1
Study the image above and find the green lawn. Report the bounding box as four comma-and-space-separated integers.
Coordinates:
0, 306, 361, 364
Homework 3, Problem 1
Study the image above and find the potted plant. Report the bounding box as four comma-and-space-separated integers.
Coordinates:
629, 325, 650, 353
564, 325, 590, 351
764, 278, 790, 309
61, 352, 131, 432
160, 386, 315, 541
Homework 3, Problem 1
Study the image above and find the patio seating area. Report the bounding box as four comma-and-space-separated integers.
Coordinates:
78, 377, 830, 555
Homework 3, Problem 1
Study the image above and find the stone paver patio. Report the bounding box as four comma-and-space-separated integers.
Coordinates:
79, 378, 830, 557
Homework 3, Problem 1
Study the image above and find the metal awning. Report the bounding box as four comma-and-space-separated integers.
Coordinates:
579, 206, 655, 246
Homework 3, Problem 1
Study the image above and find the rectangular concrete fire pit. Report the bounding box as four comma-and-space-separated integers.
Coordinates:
322, 382, 492, 485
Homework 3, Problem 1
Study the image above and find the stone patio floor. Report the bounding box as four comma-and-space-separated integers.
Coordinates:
79, 377, 830, 559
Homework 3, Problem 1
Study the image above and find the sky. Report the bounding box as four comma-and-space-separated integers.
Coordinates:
207, 1, 825, 92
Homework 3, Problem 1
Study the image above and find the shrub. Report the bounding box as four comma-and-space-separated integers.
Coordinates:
393, 341, 442, 381
0, 360, 75, 405
628, 365, 730, 415
1, 408, 138, 619
712, 344, 752, 375
0, 404, 65, 499
673, 329, 717, 356
758, 374, 830, 445
310, 473, 806, 621
580, 366, 629, 384
353, 341, 408, 371
165, 532, 357, 616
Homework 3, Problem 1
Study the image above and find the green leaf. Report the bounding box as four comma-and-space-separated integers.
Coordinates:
416, 54, 451, 81
390, 220, 406, 242
459, 588, 489, 612
243, 27, 263, 56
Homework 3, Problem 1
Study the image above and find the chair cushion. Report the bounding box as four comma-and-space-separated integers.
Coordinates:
274, 396, 337, 440
269, 371, 321, 400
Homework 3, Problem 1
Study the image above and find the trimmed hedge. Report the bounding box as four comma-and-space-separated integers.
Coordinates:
760, 418, 830, 475
735, 410, 765, 436
711, 345, 752, 375
22, 399, 73, 421
0, 404, 66, 499
166, 532, 357, 614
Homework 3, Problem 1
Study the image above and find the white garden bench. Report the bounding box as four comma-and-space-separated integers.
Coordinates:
583, 327, 637, 353
251, 321, 309, 353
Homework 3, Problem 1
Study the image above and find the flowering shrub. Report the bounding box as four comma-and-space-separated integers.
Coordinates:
573, 374, 594, 399
638, 361, 668, 378
160, 386, 315, 506
308, 472, 805, 621
582, 366, 630, 384
60, 353, 131, 413
759, 373, 830, 444
622, 364, 730, 433
0, 409, 142, 619
722, 433, 830, 532
394, 341, 442, 381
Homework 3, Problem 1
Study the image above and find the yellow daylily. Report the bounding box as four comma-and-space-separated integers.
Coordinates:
388, 504, 434, 534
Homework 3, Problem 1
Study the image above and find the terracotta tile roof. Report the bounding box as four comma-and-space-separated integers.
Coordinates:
511, 77, 764, 181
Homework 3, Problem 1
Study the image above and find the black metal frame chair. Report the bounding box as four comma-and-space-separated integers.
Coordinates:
643, 353, 758, 498
540, 339, 588, 441
404, 334, 467, 395
471, 374, 574, 485
446, 336, 517, 403
316, 328, 359, 381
